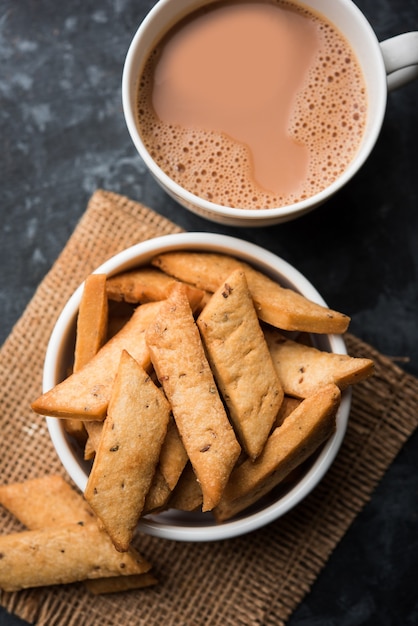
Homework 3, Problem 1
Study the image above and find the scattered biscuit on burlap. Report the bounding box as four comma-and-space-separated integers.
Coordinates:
0, 475, 95, 529
158, 416, 189, 491
106, 266, 205, 311
0, 475, 157, 594
0, 523, 152, 592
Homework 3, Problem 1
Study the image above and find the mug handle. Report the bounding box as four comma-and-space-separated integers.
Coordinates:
380, 32, 418, 91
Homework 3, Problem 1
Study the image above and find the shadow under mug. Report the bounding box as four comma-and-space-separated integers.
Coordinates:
122, 0, 418, 226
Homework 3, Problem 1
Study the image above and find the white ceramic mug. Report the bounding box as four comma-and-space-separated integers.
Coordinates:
122, 0, 418, 226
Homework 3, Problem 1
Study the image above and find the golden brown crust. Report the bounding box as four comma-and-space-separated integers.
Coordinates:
106, 266, 205, 311
74, 273, 109, 372
64, 274, 109, 445
152, 251, 350, 333
0, 475, 95, 529
264, 327, 374, 398
142, 468, 172, 515
214, 384, 341, 521
0, 475, 157, 593
145, 284, 241, 511
84, 351, 171, 551
167, 463, 203, 512
158, 417, 189, 491
197, 269, 283, 459
31, 302, 161, 420
0, 523, 151, 592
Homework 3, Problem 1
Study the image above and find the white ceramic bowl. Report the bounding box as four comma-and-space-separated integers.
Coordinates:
45, 233, 351, 541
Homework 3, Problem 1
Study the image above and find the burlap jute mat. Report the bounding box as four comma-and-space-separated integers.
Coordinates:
1, 189, 417, 626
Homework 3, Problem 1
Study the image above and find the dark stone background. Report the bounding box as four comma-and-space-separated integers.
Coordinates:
1, 1, 417, 624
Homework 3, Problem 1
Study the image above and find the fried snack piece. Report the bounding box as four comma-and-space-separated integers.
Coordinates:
31, 301, 161, 420
74, 274, 109, 372
0, 475, 95, 529
197, 269, 283, 459
65, 274, 109, 444
106, 266, 205, 311
167, 463, 203, 512
0, 475, 157, 594
84, 421, 103, 460
142, 468, 172, 515
146, 284, 241, 511
264, 328, 374, 398
272, 396, 302, 430
214, 383, 341, 522
0, 523, 151, 592
84, 351, 171, 551
84, 572, 158, 594
158, 417, 189, 490
152, 252, 350, 334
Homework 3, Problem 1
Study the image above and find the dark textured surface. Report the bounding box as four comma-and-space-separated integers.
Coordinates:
1, 1, 417, 624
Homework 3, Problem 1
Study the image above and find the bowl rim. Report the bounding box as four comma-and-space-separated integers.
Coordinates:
44, 232, 350, 541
